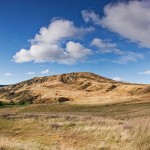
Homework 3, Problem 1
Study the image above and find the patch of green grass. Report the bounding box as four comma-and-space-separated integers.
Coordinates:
0, 104, 29, 109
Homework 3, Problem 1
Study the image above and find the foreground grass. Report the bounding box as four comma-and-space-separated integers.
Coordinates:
0, 113, 149, 150
0, 103, 149, 150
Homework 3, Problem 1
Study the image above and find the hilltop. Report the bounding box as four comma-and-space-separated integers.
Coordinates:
0, 72, 150, 104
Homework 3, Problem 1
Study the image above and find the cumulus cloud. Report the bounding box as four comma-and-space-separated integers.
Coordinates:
63, 41, 92, 64
82, 0, 150, 48
31, 19, 93, 44
13, 19, 93, 64
113, 77, 122, 81
41, 69, 49, 74
138, 70, 150, 75
91, 38, 124, 55
26, 72, 35, 75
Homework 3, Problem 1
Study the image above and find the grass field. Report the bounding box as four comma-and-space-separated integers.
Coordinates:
0, 103, 150, 150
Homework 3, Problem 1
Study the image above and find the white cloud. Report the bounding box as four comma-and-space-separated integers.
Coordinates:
138, 70, 150, 75
41, 69, 49, 74
91, 38, 144, 64
99, 51, 144, 64
4, 73, 14, 77
81, 10, 101, 25
31, 19, 93, 44
26, 72, 35, 75
13, 19, 93, 64
91, 38, 116, 49
63, 41, 92, 64
14, 49, 32, 62
82, 0, 150, 48
91, 38, 124, 55
113, 77, 122, 81
115, 52, 144, 64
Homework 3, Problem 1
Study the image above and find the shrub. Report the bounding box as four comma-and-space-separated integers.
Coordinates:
9, 100, 15, 105
19, 99, 25, 105
0, 101, 3, 106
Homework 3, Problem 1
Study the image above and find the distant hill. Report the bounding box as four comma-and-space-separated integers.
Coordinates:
0, 72, 150, 104
0, 85, 7, 87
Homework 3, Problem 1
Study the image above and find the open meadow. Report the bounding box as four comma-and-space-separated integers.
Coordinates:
0, 103, 149, 150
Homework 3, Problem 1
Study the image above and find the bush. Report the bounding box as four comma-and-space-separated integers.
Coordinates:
9, 100, 15, 105
0, 101, 3, 106
19, 99, 25, 105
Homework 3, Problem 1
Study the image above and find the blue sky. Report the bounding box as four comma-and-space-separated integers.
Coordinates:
1, 0, 150, 84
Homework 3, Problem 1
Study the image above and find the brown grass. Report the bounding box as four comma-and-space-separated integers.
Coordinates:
0, 111, 149, 150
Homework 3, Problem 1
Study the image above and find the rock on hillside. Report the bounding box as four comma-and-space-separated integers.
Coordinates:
0, 72, 150, 104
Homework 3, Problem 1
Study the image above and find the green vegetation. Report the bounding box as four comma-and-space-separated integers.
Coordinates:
19, 99, 25, 105
0, 101, 3, 106
9, 100, 15, 105
0, 100, 28, 109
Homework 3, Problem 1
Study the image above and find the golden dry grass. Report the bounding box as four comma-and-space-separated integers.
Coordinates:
0, 108, 149, 150
1, 72, 150, 105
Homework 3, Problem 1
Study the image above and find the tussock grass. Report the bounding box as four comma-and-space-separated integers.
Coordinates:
0, 113, 149, 150
0, 103, 149, 150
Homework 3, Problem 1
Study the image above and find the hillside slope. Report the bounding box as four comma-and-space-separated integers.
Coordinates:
0, 72, 150, 104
